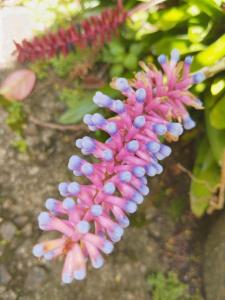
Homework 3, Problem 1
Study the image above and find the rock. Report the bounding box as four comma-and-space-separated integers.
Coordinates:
203, 213, 225, 300
0, 221, 17, 241
0, 265, 11, 284
25, 266, 47, 290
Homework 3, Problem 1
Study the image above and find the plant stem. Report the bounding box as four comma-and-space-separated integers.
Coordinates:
200, 57, 225, 79
127, 0, 166, 17
29, 115, 87, 133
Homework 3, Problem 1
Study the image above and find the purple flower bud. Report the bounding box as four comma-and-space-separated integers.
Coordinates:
146, 141, 160, 153
91, 113, 105, 126
192, 72, 205, 83
157, 54, 166, 65
135, 88, 146, 103
119, 171, 132, 182
32, 244, 44, 257
132, 192, 144, 204
171, 49, 180, 62
92, 256, 104, 269
112, 100, 125, 113
77, 221, 90, 234
45, 198, 56, 211
38, 212, 51, 227
58, 182, 69, 196
183, 116, 196, 130
132, 166, 145, 178
105, 122, 117, 135
68, 155, 81, 171
159, 145, 172, 157
74, 269, 86, 280
93, 92, 112, 107
63, 197, 75, 210
68, 182, 80, 195
153, 124, 167, 135
81, 163, 94, 175
103, 149, 113, 161
116, 78, 130, 91
134, 115, 146, 128
167, 122, 183, 136
185, 56, 193, 65
91, 204, 103, 217
102, 241, 114, 254
103, 182, 116, 194
125, 201, 137, 213
62, 273, 73, 284
127, 140, 139, 152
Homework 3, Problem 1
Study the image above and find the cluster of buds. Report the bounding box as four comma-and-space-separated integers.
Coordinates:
33, 50, 204, 283
15, 0, 127, 63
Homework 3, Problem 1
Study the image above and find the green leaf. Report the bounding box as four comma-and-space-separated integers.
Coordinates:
187, 0, 224, 19
59, 93, 97, 124
210, 94, 225, 129
205, 94, 225, 165
190, 138, 220, 217
151, 35, 205, 56
195, 34, 225, 68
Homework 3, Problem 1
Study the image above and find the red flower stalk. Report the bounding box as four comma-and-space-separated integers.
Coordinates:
15, 0, 127, 63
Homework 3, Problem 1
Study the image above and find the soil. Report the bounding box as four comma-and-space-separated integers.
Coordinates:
0, 71, 210, 300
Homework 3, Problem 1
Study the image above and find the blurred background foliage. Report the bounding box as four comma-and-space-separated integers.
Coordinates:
2, 0, 225, 217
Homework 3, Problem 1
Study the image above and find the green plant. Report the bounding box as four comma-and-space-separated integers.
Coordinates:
148, 272, 203, 300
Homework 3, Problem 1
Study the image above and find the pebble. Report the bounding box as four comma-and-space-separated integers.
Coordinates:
0, 265, 11, 284
0, 221, 17, 241
25, 266, 47, 290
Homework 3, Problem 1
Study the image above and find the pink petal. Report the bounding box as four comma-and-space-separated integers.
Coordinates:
0, 69, 36, 101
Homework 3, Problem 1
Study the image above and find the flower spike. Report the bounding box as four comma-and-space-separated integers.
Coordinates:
33, 50, 204, 283
15, 1, 127, 63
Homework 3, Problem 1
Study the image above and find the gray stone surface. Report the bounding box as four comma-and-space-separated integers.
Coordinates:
204, 213, 225, 300
0, 265, 11, 284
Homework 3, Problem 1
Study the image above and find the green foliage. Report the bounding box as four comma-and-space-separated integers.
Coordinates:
148, 272, 187, 300
190, 138, 220, 217
58, 88, 97, 124
148, 272, 203, 300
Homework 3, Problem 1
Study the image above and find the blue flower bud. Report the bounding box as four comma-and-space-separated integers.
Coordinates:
184, 56, 193, 65
105, 122, 117, 135
119, 171, 132, 182
93, 92, 112, 107
91, 113, 105, 126
63, 197, 75, 210
103, 182, 116, 194
58, 182, 69, 196
171, 49, 180, 62
74, 269, 86, 280
68, 182, 80, 195
77, 221, 90, 234
134, 115, 146, 128
68, 155, 81, 171
81, 163, 94, 176
192, 72, 205, 84
103, 149, 113, 161
45, 198, 56, 212
38, 212, 51, 227
32, 244, 44, 257
91, 204, 103, 217
113, 100, 125, 113
127, 140, 139, 152
116, 78, 130, 91
135, 88, 146, 103
157, 54, 166, 65
183, 116, 196, 130
146, 141, 160, 153
154, 124, 167, 135
133, 166, 145, 178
